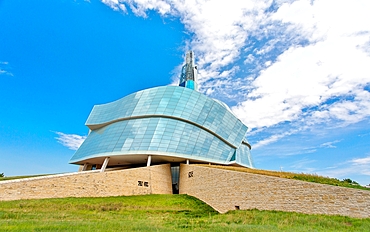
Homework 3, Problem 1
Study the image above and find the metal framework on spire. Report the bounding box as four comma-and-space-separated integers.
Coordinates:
179, 51, 198, 91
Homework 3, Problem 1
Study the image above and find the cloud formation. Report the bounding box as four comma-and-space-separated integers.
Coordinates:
0, 61, 13, 76
351, 156, 370, 166
101, 1, 370, 147
233, 0, 370, 135
101, 0, 272, 81
54, 132, 86, 150
319, 154, 370, 182
320, 140, 341, 149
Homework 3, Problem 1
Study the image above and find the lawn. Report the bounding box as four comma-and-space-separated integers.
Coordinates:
1, 194, 369, 231
0, 174, 50, 181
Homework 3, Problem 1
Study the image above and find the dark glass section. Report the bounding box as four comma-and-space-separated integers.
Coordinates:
171, 164, 180, 194
229, 152, 236, 161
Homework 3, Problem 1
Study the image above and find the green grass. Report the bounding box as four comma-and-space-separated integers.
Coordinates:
199, 164, 370, 191
1, 195, 369, 231
0, 174, 50, 181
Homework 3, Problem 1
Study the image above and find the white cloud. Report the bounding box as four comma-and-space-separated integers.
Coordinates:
101, 0, 127, 12
0, 61, 13, 76
320, 140, 340, 149
253, 134, 282, 149
54, 132, 86, 150
101, 0, 370, 151
351, 156, 370, 165
317, 155, 370, 185
101, 0, 272, 81
253, 130, 295, 149
232, 0, 370, 140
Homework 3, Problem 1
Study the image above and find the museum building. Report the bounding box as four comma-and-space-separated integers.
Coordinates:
69, 52, 253, 181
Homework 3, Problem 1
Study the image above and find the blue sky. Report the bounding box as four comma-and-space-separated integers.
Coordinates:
1, 0, 369, 185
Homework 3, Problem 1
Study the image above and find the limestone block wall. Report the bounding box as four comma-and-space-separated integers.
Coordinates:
0, 164, 172, 201
179, 164, 370, 218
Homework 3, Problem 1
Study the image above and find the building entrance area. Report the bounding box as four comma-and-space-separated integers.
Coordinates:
171, 164, 180, 194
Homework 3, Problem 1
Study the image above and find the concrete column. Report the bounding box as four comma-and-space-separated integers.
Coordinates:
147, 155, 152, 167
100, 157, 110, 172
186, 159, 189, 165
82, 163, 88, 171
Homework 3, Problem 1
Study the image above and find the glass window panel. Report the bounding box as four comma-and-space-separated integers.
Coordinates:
148, 143, 158, 148
141, 138, 152, 143
184, 147, 194, 154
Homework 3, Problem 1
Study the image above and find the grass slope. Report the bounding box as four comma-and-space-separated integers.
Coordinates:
1, 195, 369, 231
0, 174, 49, 181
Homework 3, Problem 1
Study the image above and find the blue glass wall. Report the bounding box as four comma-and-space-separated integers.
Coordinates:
70, 117, 234, 164
70, 86, 253, 168
86, 86, 246, 148
235, 143, 253, 167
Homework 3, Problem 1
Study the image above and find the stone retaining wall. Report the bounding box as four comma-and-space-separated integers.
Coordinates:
179, 164, 370, 218
0, 164, 172, 201
2, 163, 369, 218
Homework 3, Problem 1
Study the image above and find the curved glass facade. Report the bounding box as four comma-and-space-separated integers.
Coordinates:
70, 86, 253, 168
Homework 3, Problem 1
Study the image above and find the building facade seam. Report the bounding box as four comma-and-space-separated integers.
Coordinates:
86, 114, 238, 149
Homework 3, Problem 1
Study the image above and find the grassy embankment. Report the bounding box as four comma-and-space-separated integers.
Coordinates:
1, 194, 370, 231
0, 174, 49, 181
198, 164, 370, 191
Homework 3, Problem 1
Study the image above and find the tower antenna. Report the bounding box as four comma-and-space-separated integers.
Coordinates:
179, 51, 198, 91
